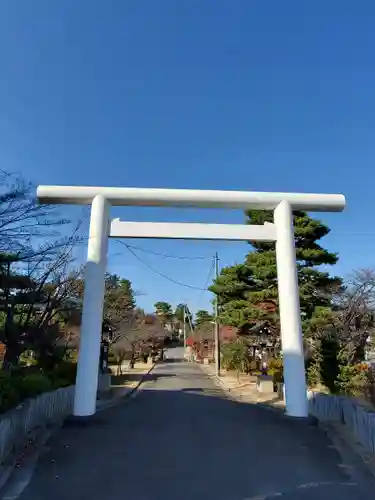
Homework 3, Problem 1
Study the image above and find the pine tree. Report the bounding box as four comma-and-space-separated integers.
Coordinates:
210, 264, 261, 329
210, 210, 341, 331
195, 310, 214, 326
175, 303, 193, 326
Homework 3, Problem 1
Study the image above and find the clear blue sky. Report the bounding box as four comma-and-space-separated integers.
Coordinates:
0, 1, 374, 314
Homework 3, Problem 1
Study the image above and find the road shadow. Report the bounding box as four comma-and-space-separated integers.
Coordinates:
111, 372, 177, 385
17, 386, 375, 500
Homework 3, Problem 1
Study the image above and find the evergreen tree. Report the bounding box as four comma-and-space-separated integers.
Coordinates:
103, 274, 136, 331
195, 310, 214, 326
210, 264, 260, 329
154, 301, 173, 318
175, 303, 192, 325
210, 210, 341, 331
154, 301, 173, 328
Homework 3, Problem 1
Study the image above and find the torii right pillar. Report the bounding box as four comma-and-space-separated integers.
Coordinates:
274, 200, 308, 418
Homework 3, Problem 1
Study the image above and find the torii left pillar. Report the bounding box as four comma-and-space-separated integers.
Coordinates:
73, 195, 109, 417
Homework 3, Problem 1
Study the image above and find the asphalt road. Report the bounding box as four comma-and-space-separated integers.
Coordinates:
10, 347, 375, 500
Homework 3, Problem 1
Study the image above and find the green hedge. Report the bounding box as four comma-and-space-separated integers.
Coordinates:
0, 362, 78, 413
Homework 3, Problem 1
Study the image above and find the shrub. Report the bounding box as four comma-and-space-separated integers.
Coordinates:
268, 357, 283, 383
306, 337, 344, 393
50, 362, 77, 384
64, 349, 78, 363
44, 362, 77, 390
0, 372, 54, 412
0, 361, 77, 413
319, 338, 340, 393
18, 373, 53, 399
0, 372, 20, 412
35, 345, 67, 371
50, 378, 71, 389
221, 340, 251, 376
306, 355, 321, 387
19, 350, 38, 367
335, 363, 371, 397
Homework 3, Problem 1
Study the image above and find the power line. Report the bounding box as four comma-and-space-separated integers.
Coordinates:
117, 241, 211, 260
195, 257, 216, 309
121, 241, 208, 291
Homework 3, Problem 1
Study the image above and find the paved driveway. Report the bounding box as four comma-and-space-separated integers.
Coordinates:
11, 349, 375, 500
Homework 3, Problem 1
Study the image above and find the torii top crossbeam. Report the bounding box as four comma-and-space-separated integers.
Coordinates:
37, 185, 345, 212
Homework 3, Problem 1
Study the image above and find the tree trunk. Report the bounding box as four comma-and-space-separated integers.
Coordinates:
2, 344, 20, 371
130, 345, 136, 369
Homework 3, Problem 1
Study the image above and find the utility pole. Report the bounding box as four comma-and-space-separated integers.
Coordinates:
186, 306, 194, 333
214, 252, 220, 376
183, 303, 194, 362
183, 302, 187, 355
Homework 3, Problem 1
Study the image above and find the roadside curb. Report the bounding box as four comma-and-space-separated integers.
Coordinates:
0, 424, 57, 498
320, 421, 375, 483
199, 364, 289, 413
96, 362, 156, 412
199, 364, 226, 386
199, 363, 375, 483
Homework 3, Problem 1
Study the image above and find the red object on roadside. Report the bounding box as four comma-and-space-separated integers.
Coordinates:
186, 337, 194, 346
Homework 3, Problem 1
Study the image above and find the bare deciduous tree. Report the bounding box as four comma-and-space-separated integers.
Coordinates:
334, 268, 375, 363
0, 170, 71, 256
0, 227, 84, 369
110, 313, 164, 373
305, 268, 375, 364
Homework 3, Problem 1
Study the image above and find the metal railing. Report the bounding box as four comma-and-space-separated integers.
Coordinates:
308, 391, 375, 454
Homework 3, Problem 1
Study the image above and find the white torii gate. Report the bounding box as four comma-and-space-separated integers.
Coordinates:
37, 186, 345, 419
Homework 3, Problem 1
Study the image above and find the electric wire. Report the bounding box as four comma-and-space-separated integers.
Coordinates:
118, 242, 211, 260
195, 257, 216, 310
118, 240, 208, 291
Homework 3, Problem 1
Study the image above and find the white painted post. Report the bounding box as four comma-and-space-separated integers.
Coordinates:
274, 200, 308, 418
73, 195, 110, 417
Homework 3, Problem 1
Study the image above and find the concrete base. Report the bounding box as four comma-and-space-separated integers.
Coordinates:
256, 375, 274, 393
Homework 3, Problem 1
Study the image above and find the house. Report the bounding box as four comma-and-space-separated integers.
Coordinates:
244, 321, 281, 360
190, 324, 239, 361
191, 299, 280, 363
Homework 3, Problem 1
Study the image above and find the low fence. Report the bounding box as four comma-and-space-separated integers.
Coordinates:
0, 385, 75, 464
308, 391, 375, 454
